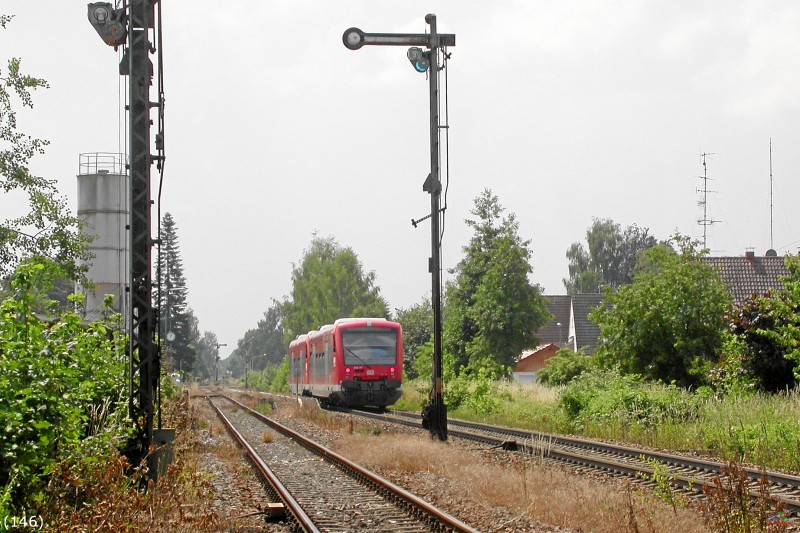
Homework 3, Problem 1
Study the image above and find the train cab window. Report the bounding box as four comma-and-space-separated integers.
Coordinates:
341, 327, 397, 366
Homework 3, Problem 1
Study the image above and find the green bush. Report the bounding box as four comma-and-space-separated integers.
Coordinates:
244, 358, 290, 393
537, 348, 597, 386
560, 368, 702, 431
0, 260, 126, 515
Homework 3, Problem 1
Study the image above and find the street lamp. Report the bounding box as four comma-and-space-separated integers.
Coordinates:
343, 14, 455, 441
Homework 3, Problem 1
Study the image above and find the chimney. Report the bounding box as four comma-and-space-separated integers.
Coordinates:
745, 250, 755, 261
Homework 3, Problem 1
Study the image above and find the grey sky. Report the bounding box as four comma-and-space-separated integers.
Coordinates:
3, 1, 799, 358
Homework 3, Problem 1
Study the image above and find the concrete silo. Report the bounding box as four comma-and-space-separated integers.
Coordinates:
77, 153, 129, 323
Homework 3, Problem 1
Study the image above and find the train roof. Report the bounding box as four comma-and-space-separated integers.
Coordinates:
289, 334, 309, 347
333, 317, 396, 326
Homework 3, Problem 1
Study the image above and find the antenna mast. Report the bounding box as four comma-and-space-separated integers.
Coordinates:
697, 152, 718, 248
769, 138, 774, 250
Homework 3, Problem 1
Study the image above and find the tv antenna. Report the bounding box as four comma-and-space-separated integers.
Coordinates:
769, 138, 774, 251
697, 151, 719, 248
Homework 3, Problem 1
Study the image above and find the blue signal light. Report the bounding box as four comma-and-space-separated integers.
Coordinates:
407, 47, 429, 73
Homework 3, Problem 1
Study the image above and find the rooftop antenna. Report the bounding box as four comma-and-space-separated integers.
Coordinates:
769, 138, 774, 251
697, 151, 718, 249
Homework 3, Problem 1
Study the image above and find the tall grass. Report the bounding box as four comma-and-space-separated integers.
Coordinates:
399, 378, 800, 472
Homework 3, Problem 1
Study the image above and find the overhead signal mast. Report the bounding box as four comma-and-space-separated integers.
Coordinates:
697, 152, 718, 249
343, 15, 455, 441
88, 0, 167, 472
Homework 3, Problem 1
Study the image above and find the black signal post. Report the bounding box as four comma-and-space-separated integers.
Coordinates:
343, 15, 454, 441
88, 0, 165, 471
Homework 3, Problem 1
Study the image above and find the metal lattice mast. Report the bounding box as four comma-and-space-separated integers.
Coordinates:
126, 0, 159, 462
87, 0, 162, 464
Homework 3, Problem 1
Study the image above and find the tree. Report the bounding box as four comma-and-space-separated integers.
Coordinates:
192, 330, 219, 381
730, 254, 800, 391
155, 213, 195, 372
591, 235, 732, 388
444, 189, 550, 374
228, 300, 285, 378
729, 295, 796, 392
282, 236, 389, 343
395, 297, 433, 379
0, 16, 91, 282
564, 218, 659, 294
768, 255, 800, 379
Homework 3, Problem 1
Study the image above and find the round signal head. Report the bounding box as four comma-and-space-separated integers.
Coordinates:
91, 5, 110, 23
343, 28, 365, 50
407, 47, 429, 72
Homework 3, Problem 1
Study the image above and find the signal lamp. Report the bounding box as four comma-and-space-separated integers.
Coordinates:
88, 2, 126, 47
407, 47, 429, 73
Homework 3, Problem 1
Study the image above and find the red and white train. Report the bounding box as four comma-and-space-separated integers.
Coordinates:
288, 318, 403, 408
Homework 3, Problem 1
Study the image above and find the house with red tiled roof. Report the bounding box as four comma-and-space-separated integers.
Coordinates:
703, 250, 789, 305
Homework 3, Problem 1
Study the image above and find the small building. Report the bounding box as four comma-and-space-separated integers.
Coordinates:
513, 294, 604, 383
513, 343, 559, 384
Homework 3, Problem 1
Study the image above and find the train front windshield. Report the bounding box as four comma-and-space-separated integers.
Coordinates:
341, 328, 397, 366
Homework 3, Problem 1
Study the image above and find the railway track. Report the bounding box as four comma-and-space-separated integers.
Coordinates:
344, 407, 800, 520
207, 395, 479, 532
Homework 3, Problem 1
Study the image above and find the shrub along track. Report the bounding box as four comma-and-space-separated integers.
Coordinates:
208, 395, 479, 532
347, 407, 800, 522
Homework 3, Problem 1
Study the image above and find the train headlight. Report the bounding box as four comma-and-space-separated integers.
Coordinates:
345, 367, 352, 374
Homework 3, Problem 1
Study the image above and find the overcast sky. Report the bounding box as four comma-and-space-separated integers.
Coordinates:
3, 1, 799, 358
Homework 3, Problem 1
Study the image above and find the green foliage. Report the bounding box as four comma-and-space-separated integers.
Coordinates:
591, 235, 732, 388
271, 357, 290, 392
282, 236, 389, 343
708, 332, 756, 395
0, 19, 91, 281
192, 330, 221, 381
559, 368, 703, 431
729, 254, 800, 391
537, 348, 598, 386
683, 391, 800, 471
563, 218, 659, 294
637, 456, 688, 513
244, 358, 290, 393
228, 299, 285, 379
445, 366, 508, 415
395, 298, 433, 379
411, 340, 433, 381
702, 417, 800, 469
160, 372, 180, 400
444, 189, 550, 374
775, 255, 800, 376
156, 212, 196, 373
0, 260, 126, 512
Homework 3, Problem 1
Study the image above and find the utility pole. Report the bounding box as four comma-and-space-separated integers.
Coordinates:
343, 15, 454, 441
88, 1, 165, 470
